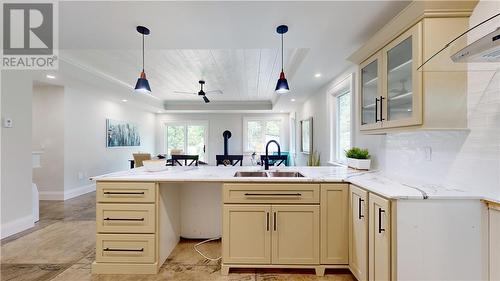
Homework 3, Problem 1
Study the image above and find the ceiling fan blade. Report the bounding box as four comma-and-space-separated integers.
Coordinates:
172, 91, 197, 95
204, 90, 223, 95
203, 96, 210, 103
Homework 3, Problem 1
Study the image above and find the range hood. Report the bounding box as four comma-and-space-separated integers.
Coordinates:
451, 27, 500, 63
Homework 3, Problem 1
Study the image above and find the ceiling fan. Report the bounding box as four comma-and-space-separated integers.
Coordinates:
173, 80, 222, 103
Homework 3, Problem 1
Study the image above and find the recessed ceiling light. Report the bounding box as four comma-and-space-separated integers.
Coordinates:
122, 99, 128, 102
157, 110, 162, 113
291, 98, 296, 102
46, 74, 55, 79
314, 73, 322, 78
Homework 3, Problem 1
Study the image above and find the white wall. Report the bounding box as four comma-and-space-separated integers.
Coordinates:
63, 86, 156, 197
1, 71, 34, 238
156, 113, 290, 165
295, 67, 385, 167
32, 85, 65, 197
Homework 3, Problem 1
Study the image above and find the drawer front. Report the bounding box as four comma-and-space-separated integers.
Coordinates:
96, 182, 156, 203
96, 234, 155, 263
96, 204, 156, 234
223, 183, 320, 204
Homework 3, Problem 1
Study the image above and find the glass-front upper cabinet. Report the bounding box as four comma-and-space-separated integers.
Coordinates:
381, 22, 422, 128
359, 53, 382, 130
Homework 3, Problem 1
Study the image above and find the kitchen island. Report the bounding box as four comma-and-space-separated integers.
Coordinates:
91, 166, 491, 280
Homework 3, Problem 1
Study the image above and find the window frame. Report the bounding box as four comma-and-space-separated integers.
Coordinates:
242, 117, 284, 154
164, 120, 209, 161
329, 74, 355, 164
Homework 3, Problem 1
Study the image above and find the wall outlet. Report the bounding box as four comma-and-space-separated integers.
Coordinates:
3, 118, 13, 128
424, 146, 432, 161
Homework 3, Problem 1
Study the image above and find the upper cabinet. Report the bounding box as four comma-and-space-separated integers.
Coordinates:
351, 1, 478, 133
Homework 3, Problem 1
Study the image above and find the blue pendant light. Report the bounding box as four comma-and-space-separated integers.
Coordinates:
135, 26, 151, 93
275, 25, 290, 94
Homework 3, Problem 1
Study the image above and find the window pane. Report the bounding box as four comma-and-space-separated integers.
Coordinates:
167, 125, 185, 155
187, 125, 206, 161
247, 121, 263, 152
265, 121, 280, 152
337, 92, 351, 163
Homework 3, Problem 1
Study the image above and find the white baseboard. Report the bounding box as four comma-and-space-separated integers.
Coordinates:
39, 190, 64, 200
1, 215, 34, 239
64, 183, 96, 200
39, 183, 96, 201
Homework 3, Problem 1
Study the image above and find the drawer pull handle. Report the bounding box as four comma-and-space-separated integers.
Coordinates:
103, 247, 144, 252
103, 192, 145, 195
358, 198, 365, 220
244, 193, 302, 196
103, 218, 145, 221
378, 208, 386, 233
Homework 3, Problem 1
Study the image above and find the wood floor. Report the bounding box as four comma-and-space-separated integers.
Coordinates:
1, 192, 355, 281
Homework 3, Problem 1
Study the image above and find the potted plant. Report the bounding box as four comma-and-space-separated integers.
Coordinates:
345, 147, 371, 170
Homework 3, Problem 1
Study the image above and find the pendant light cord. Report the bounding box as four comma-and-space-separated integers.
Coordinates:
142, 33, 145, 72
281, 33, 284, 72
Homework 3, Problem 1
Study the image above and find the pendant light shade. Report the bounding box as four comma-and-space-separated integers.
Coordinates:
135, 71, 151, 93
135, 26, 151, 94
275, 25, 290, 94
275, 71, 290, 94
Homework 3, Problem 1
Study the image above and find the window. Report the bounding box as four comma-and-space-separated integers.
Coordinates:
330, 74, 353, 164
243, 118, 282, 153
165, 121, 208, 162
336, 91, 351, 163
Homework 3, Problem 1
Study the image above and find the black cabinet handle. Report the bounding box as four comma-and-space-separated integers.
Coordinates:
378, 208, 386, 233
375, 97, 379, 122
273, 212, 277, 231
266, 212, 270, 231
103, 192, 145, 195
379, 96, 385, 121
358, 198, 364, 220
244, 193, 302, 196
103, 218, 145, 221
103, 247, 144, 252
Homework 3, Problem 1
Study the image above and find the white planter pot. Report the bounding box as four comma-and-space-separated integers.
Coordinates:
347, 158, 371, 170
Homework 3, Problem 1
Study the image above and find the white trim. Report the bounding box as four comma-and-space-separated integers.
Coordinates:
38, 183, 96, 201
64, 183, 96, 200
1, 215, 34, 239
329, 73, 355, 164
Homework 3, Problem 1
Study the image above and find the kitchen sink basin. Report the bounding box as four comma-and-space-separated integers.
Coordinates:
267, 171, 305, 178
234, 171, 269, 177
233, 171, 305, 178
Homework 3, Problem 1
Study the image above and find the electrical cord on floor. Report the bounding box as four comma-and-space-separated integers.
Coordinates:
194, 237, 222, 261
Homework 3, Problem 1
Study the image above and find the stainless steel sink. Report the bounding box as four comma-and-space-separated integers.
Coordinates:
234, 171, 268, 177
267, 171, 305, 178
233, 171, 305, 178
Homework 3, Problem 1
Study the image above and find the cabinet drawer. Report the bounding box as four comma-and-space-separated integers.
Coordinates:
96, 204, 156, 234
97, 182, 156, 203
96, 234, 155, 263
223, 183, 320, 204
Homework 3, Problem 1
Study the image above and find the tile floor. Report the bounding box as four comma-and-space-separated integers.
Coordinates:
1, 192, 355, 281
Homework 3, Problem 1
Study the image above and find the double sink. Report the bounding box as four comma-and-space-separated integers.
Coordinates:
234, 171, 305, 178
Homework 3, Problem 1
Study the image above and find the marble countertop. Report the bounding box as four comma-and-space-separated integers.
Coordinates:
92, 166, 498, 201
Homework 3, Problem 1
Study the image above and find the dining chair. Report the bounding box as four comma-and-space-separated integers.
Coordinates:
133, 153, 151, 168
216, 155, 243, 166
172, 155, 199, 166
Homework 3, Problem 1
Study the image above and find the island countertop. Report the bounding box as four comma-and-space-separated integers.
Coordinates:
91, 166, 497, 201
91, 166, 428, 200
